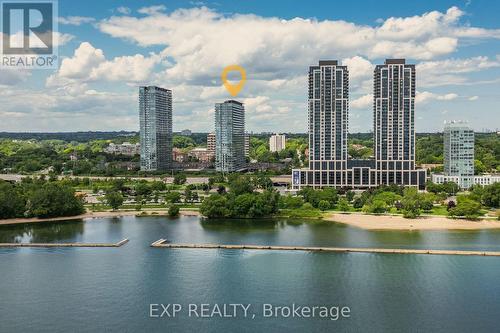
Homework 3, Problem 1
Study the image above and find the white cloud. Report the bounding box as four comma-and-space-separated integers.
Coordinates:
91, 53, 162, 82
116, 6, 131, 15
468, 95, 479, 101
0, 69, 31, 86
0, 86, 137, 131
96, 6, 500, 89
54, 42, 105, 80
351, 94, 373, 109
418, 55, 500, 87
342, 56, 373, 81
47, 42, 162, 86
3, 6, 500, 132
58, 16, 95, 26
416, 91, 459, 104
138, 5, 167, 15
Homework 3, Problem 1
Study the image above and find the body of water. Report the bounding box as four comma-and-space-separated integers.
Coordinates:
1, 216, 500, 332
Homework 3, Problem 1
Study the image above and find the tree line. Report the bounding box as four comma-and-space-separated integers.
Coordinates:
0, 178, 84, 219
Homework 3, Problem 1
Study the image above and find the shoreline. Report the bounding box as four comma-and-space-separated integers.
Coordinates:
2, 209, 500, 231
325, 212, 500, 231
0, 209, 201, 226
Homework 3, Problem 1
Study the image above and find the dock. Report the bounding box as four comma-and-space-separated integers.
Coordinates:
0, 238, 129, 248
151, 239, 500, 257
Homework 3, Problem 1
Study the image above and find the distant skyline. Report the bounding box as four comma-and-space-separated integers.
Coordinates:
0, 0, 499, 133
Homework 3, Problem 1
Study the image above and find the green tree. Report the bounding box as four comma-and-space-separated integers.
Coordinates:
279, 195, 304, 209
481, 183, 500, 208
401, 187, 421, 218
0, 181, 25, 218
449, 196, 482, 220
173, 135, 196, 148
352, 197, 364, 209
151, 181, 166, 192
319, 187, 338, 206
373, 191, 401, 207
298, 187, 321, 207
135, 182, 152, 196
233, 193, 256, 217
442, 181, 460, 195
168, 205, 180, 217
229, 175, 254, 196
362, 199, 387, 214
337, 198, 350, 212
318, 200, 330, 211
345, 190, 355, 202
111, 178, 126, 192
200, 194, 230, 218
26, 182, 84, 218
253, 175, 273, 189
165, 191, 181, 203
105, 191, 124, 211
474, 159, 486, 174
184, 188, 193, 203
173, 173, 187, 185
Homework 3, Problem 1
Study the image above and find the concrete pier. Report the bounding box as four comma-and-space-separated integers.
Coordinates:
151, 240, 500, 257
0, 238, 129, 248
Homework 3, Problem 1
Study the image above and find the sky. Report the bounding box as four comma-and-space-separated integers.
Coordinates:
1, 0, 499, 133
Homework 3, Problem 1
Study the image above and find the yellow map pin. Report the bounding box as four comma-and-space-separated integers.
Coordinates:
221, 65, 246, 97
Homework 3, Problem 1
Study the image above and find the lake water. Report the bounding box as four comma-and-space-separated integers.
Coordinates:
1, 216, 500, 332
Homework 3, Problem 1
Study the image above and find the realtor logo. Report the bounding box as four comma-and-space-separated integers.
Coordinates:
1, 1, 58, 68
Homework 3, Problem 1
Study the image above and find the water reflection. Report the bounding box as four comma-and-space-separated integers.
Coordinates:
0, 220, 84, 243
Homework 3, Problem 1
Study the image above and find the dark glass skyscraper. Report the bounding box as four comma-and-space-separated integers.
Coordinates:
139, 86, 173, 171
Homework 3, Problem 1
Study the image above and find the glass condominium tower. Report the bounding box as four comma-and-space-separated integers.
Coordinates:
444, 121, 474, 188
308, 60, 349, 183
292, 59, 426, 190
215, 100, 246, 172
373, 59, 422, 186
139, 86, 173, 171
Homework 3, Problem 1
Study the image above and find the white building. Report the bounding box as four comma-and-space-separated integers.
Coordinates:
432, 174, 500, 187
104, 142, 140, 156
443, 121, 474, 189
269, 133, 286, 152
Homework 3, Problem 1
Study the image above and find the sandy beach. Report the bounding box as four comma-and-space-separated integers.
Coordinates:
326, 212, 500, 231
0, 209, 201, 226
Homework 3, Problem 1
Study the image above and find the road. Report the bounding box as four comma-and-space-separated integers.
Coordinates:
0, 174, 291, 184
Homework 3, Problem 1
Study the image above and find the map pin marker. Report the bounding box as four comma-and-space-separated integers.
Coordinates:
221, 65, 246, 97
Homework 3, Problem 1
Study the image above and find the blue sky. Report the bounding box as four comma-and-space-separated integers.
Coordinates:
1, 0, 499, 132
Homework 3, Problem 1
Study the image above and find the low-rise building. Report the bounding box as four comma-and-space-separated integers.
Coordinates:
104, 142, 140, 156
188, 147, 214, 163
432, 173, 500, 187
172, 148, 188, 163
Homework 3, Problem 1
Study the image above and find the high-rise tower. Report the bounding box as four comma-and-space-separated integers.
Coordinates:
215, 100, 246, 172
139, 86, 173, 171
292, 59, 425, 190
444, 121, 474, 188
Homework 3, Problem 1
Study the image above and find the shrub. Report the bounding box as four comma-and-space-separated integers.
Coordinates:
318, 200, 330, 211
168, 205, 180, 217
449, 196, 482, 220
